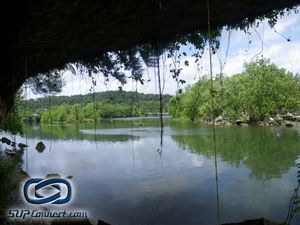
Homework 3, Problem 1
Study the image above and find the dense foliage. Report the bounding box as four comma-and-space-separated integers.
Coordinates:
169, 59, 300, 122
0, 154, 18, 216
26, 70, 65, 96
0, 90, 23, 134
21, 7, 298, 101
48, 7, 299, 86
20, 91, 171, 123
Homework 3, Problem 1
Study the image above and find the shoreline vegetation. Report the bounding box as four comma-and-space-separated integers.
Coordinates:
3, 58, 300, 130
1, 59, 300, 225
168, 59, 300, 127
20, 91, 171, 124
171, 115, 300, 127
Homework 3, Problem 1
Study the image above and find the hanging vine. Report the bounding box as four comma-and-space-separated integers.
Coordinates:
284, 161, 300, 225
216, 28, 231, 92
207, 0, 221, 224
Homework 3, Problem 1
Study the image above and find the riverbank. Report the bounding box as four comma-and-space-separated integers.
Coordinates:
0, 147, 110, 225
1, 140, 284, 225
1, 119, 299, 225
172, 112, 300, 128
0, 148, 37, 225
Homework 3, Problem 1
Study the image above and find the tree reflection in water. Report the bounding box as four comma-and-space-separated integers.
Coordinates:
284, 161, 300, 225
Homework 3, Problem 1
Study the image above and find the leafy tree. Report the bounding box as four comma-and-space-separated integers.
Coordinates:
242, 59, 300, 120
21, 91, 172, 123
66, 104, 84, 122
0, 90, 23, 134
26, 70, 65, 96
169, 59, 300, 122
82, 103, 97, 120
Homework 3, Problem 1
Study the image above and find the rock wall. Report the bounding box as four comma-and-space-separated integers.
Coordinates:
0, 0, 299, 118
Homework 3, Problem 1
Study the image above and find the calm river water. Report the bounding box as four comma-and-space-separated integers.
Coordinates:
7, 118, 300, 224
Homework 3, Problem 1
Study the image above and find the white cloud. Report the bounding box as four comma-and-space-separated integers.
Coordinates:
273, 12, 299, 33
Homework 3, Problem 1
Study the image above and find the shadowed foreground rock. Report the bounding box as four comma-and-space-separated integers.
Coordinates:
1, 0, 300, 120
51, 218, 111, 225
35, 141, 46, 152
222, 218, 279, 225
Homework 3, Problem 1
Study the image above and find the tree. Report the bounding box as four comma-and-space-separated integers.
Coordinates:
0, 90, 23, 134
170, 58, 300, 122
242, 59, 300, 121
22, 91, 171, 122
26, 70, 65, 96
66, 104, 83, 122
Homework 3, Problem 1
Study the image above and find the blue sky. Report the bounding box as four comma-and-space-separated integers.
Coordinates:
26, 9, 300, 99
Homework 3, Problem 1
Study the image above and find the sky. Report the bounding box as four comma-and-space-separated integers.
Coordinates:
26, 9, 300, 99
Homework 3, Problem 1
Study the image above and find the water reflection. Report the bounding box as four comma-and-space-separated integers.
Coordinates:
171, 125, 300, 180
26, 123, 139, 142
284, 164, 300, 225
1, 120, 300, 224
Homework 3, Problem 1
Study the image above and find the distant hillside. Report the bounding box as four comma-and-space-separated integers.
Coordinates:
20, 91, 172, 122
23, 91, 172, 109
